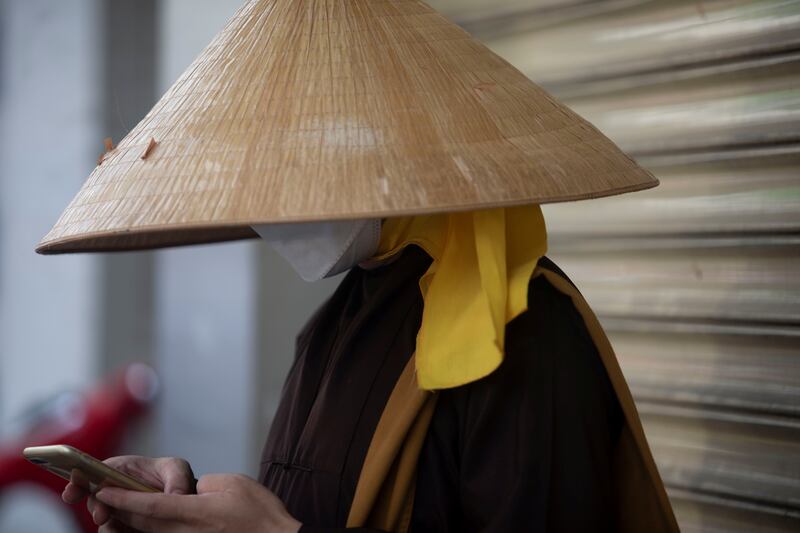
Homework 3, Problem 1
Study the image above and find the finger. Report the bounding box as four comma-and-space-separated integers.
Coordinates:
103, 456, 142, 471
156, 458, 195, 495
103, 456, 193, 494
95, 488, 199, 522
108, 509, 170, 533
98, 521, 119, 533
196, 473, 249, 494
103, 456, 160, 487
110, 508, 199, 533
99, 517, 138, 533
69, 468, 91, 491
102, 456, 163, 488
62, 482, 89, 504
89, 497, 112, 526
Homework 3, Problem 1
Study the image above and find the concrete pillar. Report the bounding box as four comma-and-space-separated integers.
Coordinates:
153, 0, 259, 476
97, 0, 157, 377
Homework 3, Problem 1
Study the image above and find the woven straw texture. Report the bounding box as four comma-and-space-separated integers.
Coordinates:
38, 0, 657, 254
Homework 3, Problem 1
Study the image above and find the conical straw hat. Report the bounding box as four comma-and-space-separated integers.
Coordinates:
37, 0, 656, 254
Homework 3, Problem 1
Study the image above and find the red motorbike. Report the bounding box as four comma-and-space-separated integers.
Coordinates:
0, 364, 158, 532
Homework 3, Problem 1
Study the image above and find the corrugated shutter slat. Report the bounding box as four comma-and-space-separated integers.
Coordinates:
430, 0, 800, 530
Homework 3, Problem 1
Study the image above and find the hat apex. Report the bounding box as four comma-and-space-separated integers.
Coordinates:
38, 0, 656, 254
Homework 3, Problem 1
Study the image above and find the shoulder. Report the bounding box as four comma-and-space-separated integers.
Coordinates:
505, 256, 596, 367
441, 257, 604, 401
428, 257, 619, 453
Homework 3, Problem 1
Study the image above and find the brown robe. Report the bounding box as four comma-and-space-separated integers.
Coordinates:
259, 245, 678, 532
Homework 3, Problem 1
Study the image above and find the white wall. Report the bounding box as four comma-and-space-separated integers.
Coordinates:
0, 1, 102, 531
0, 0, 101, 440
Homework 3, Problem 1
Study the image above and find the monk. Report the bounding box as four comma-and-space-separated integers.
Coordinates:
39, 2, 678, 530
62, 210, 677, 532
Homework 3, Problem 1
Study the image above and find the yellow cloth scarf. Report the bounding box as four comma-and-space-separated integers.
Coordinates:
371, 206, 548, 390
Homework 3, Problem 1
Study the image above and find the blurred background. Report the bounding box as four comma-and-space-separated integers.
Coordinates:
0, 0, 797, 531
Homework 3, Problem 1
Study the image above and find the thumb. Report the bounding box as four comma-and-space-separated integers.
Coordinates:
196, 473, 246, 494
167, 476, 198, 496
156, 458, 196, 495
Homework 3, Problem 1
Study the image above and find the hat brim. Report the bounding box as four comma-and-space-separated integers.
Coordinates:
38, 0, 658, 255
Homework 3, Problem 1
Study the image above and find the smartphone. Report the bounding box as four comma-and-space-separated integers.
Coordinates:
23, 445, 159, 493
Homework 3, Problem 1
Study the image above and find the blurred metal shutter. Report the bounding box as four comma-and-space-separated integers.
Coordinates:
430, 1, 800, 531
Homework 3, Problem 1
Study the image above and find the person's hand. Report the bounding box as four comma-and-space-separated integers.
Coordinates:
93, 473, 302, 533
61, 455, 195, 530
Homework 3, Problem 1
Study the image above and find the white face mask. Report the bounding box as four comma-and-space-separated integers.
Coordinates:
253, 219, 382, 282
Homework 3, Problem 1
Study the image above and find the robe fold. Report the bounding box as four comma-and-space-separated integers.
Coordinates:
259, 245, 678, 532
